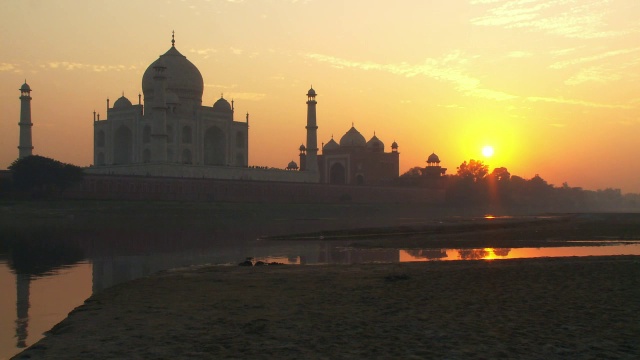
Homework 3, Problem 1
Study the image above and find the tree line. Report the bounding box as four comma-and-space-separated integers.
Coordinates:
401, 159, 640, 212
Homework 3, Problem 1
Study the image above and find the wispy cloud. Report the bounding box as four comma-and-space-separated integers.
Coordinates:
564, 66, 621, 85
471, 0, 639, 39
304, 52, 517, 101
550, 47, 640, 69
190, 48, 218, 59
0, 63, 18, 72
44, 62, 133, 72
527, 95, 633, 109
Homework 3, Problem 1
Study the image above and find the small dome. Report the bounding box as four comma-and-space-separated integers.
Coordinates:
323, 138, 340, 151
299, 144, 306, 151
307, 87, 316, 97
287, 160, 299, 170
339, 126, 366, 147
391, 141, 399, 149
20, 82, 31, 92
213, 97, 232, 112
366, 134, 385, 152
166, 91, 180, 105
427, 153, 440, 163
113, 95, 132, 109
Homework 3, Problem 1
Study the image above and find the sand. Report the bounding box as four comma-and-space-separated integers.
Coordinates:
12, 256, 640, 359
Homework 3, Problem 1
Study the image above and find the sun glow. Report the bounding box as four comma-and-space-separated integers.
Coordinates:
482, 146, 494, 157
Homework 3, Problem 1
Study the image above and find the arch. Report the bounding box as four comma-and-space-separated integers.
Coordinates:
182, 126, 192, 144
113, 126, 132, 164
96, 152, 105, 166
204, 126, 226, 165
329, 163, 346, 185
96, 130, 105, 147
142, 149, 151, 163
236, 131, 245, 148
356, 174, 364, 185
142, 125, 151, 144
182, 149, 192, 164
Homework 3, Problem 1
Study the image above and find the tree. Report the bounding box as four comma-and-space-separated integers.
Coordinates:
490, 167, 511, 182
400, 166, 423, 178
456, 159, 488, 183
8, 155, 84, 196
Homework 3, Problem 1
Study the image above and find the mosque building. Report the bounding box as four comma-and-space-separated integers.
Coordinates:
299, 125, 400, 186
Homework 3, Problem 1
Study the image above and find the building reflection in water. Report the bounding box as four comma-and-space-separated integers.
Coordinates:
5, 235, 84, 348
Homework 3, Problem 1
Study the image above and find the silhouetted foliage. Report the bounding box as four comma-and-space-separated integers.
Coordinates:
457, 159, 488, 183
8, 155, 84, 197
400, 166, 424, 178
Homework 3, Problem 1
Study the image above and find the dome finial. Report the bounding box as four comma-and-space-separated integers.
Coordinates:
171, 30, 175, 47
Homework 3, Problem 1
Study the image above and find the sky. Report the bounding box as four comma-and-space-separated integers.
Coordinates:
1, 0, 639, 192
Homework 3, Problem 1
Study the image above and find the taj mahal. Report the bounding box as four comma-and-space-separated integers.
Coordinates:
16, 35, 447, 187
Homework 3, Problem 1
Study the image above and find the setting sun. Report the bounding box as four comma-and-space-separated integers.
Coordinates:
482, 146, 494, 158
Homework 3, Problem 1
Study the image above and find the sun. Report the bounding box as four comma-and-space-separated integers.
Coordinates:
482, 145, 494, 157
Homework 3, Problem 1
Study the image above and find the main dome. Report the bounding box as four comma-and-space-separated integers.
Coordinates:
142, 45, 204, 103
339, 126, 366, 147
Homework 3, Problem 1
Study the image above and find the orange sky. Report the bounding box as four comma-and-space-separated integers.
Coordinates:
1, 0, 639, 192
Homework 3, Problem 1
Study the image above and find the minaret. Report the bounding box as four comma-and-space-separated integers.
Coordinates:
305, 86, 319, 172
18, 81, 34, 159
151, 57, 168, 163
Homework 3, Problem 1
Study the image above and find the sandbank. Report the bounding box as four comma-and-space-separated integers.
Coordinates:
13, 256, 640, 359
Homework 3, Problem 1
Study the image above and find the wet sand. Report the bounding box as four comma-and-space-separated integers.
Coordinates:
13, 256, 640, 359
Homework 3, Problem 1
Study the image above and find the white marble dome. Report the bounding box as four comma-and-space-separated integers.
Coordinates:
142, 46, 204, 103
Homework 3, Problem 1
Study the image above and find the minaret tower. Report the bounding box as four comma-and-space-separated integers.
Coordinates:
18, 81, 34, 159
305, 86, 319, 172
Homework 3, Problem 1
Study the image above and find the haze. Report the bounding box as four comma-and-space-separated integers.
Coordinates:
1, 0, 639, 192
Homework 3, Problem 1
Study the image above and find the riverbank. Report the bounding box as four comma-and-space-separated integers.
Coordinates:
13, 256, 640, 359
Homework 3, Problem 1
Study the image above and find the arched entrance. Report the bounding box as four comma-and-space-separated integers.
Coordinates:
329, 163, 346, 185
204, 127, 226, 165
113, 126, 132, 164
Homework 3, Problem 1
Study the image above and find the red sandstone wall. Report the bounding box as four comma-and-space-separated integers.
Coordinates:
64, 174, 444, 204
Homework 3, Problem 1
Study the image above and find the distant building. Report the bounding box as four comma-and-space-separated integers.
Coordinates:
424, 152, 447, 178
300, 125, 399, 186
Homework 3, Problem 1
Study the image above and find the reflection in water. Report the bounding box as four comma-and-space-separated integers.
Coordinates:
2, 231, 640, 360
4, 235, 85, 350
15, 273, 29, 348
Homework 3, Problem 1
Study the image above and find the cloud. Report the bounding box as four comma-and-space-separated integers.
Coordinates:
190, 48, 218, 58
527, 95, 633, 109
471, 0, 640, 39
564, 66, 621, 85
45, 62, 131, 72
550, 47, 640, 69
0, 63, 18, 72
230, 47, 243, 55
304, 52, 517, 101
549, 123, 567, 128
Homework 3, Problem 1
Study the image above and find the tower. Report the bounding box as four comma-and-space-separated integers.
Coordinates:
18, 81, 33, 159
305, 87, 319, 172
